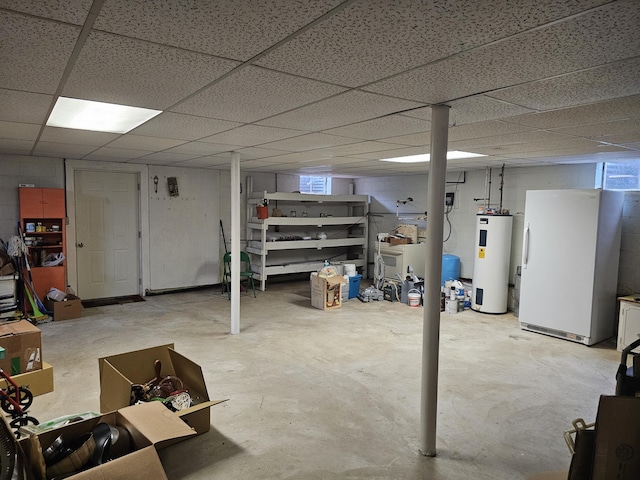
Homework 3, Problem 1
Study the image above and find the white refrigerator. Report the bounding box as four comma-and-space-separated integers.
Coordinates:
519, 189, 623, 346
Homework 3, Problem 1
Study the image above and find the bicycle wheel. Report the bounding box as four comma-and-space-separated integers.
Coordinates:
1, 387, 33, 415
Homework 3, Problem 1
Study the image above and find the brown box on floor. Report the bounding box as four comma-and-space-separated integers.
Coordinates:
16, 401, 196, 480
310, 272, 346, 310
98, 344, 225, 434
44, 294, 82, 321
0, 319, 42, 375
0, 361, 53, 397
592, 395, 640, 479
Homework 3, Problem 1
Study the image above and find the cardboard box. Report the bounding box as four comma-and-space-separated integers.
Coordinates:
389, 237, 411, 245
310, 272, 347, 310
592, 395, 640, 479
17, 401, 196, 480
0, 319, 42, 374
45, 294, 82, 321
99, 344, 223, 434
0, 361, 53, 397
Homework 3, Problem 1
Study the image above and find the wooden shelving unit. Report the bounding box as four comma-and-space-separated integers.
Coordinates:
19, 188, 66, 302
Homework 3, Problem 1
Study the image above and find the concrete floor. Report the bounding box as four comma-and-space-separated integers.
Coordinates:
28, 279, 620, 479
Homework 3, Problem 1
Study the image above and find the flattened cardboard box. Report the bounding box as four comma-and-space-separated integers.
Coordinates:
0, 319, 42, 374
99, 344, 225, 434
17, 401, 196, 480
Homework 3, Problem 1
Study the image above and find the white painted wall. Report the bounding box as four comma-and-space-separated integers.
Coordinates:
147, 166, 219, 291
355, 163, 639, 295
2, 154, 638, 296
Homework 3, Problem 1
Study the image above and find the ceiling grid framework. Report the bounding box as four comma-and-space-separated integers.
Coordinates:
0, 0, 638, 176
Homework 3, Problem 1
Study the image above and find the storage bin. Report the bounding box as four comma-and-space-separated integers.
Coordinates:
348, 274, 362, 299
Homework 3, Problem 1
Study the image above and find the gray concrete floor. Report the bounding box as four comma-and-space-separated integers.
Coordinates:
29, 280, 620, 479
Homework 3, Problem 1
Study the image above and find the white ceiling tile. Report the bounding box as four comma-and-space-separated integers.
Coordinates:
489, 144, 627, 158
449, 131, 573, 150
322, 115, 428, 141
471, 137, 605, 155
504, 96, 640, 129
350, 146, 429, 160
597, 133, 640, 145
0, 121, 40, 140
32, 141, 96, 157
445, 97, 535, 126
172, 66, 346, 123
62, 31, 240, 110
201, 125, 309, 147
259, 133, 358, 152
258, 90, 424, 131
448, 121, 534, 141
1, 0, 93, 25
365, 1, 639, 103
83, 147, 153, 160
130, 112, 242, 141
548, 119, 640, 139
127, 157, 181, 166
380, 132, 431, 147
39, 127, 120, 146
95, 0, 342, 60
489, 58, 640, 111
257, 0, 610, 86
0, 90, 53, 124
234, 147, 291, 160
136, 151, 201, 163
106, 135, 186, 151
0, 12, 80, 93
0, 139, 35, 154
163, 142, 243, 156
175, 155, 231, 167
315, 141, 405, 157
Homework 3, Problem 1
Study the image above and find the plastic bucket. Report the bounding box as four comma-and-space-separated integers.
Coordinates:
408, 289, 421, 307
256, 205, 269, 219
343, 263, 356, 277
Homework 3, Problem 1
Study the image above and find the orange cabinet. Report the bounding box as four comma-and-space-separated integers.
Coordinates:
19, 188, 65, 218
19, 188, 67, 303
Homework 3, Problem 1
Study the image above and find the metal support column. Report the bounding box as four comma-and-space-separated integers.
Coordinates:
420, 105, 450, 456
230, 152, 241, 335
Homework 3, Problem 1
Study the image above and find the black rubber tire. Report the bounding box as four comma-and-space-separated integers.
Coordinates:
1, 387, 33, 415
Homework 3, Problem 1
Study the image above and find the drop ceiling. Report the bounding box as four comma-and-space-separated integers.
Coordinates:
1, 0, 639, 177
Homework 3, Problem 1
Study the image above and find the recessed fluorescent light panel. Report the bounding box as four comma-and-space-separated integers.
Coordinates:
380, 150, 487, 163
47, 97, 162, 134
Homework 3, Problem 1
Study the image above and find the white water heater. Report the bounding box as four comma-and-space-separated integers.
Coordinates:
472, 215, 513, 314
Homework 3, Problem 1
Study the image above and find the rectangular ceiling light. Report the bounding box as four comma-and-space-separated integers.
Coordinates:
47, 97, 162, 134
380, 150, 487, 163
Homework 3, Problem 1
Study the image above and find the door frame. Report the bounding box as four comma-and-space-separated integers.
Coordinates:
65, 160, 149, 296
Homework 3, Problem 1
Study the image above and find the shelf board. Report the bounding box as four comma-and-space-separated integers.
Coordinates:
248, 216, 366, 229
252, 258, 366, 278
248, 237, 366, 253
249, 192, 368, 204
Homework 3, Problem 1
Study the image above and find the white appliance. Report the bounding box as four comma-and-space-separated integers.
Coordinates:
472, 215, 513, 314
380, 243, 426, 281
617, 297, 640, 353
519, 189, 623, 345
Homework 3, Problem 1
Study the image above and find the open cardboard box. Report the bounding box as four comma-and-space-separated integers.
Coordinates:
44, 294, 82, 321
99, 344, 224, 434
0, 319, 42, 374
17, 401, 196, 480
310, 272, 347, 310
0, 361, 53, 397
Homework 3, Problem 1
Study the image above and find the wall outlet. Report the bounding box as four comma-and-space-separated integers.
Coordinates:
445, 192, 455, 206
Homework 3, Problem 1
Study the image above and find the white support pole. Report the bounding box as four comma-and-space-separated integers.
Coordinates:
230, 152, 241, 335
420, 104, 450, 456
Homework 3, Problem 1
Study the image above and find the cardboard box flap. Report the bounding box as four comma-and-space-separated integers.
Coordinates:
99, 361, 135, 414
0, 319, 40, 337
118, 402, 196, 449
64, 446, 167, 480
174, 399, 226, 419
99, 344, 175, 384
325, 276, 347, 286
168, 348, 210, 400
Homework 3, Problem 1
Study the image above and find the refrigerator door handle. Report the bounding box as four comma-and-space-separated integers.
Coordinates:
522, 223, 530, 268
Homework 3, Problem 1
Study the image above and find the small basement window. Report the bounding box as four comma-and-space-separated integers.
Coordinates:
601, 160, 640, 190
300, 176, 332, 195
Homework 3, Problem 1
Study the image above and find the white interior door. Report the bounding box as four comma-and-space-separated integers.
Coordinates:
75, 170, 140, 299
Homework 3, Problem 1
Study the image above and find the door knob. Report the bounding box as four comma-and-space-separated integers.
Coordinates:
77, 242, 84, 248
